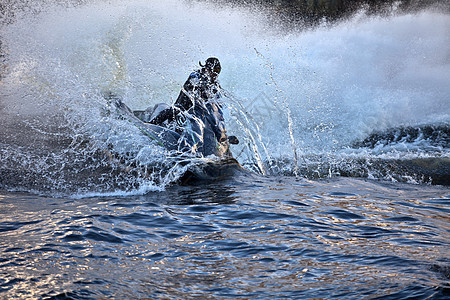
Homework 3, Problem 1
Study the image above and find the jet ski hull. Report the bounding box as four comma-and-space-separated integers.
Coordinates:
178, 158, 246, 184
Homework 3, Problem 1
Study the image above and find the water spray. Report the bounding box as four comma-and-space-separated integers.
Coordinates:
253, 47, 300, 176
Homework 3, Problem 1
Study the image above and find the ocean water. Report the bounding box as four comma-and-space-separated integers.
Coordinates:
0, 0, 449, 298
0, 177, 449, 299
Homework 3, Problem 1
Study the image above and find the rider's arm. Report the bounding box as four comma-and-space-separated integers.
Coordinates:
174, 72, 201, 111
149, 107, 176, 125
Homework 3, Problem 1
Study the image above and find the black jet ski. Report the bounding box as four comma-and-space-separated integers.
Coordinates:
106, 93, 244, 183
107, 94, 231, 158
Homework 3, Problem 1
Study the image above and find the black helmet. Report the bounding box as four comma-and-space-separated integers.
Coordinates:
200, 57, 221, 74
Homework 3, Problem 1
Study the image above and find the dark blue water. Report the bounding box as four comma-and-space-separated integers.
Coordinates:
1, 175, 449, 299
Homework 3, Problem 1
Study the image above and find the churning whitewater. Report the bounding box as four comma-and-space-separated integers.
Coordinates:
0, 0, 449, 196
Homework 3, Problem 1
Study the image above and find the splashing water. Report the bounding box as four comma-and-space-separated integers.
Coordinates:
0, 0, 449, 196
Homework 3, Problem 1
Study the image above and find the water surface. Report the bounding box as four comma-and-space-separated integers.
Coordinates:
1, 175, 449, 299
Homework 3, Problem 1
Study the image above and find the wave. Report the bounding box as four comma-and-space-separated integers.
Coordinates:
252, 124, 449, 184
352, 124, 449, 150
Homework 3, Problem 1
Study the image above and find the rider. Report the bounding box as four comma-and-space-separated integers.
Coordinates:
149, 57, 239, 149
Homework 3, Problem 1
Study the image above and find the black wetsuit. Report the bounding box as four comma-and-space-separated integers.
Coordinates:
150, 69, 228, 146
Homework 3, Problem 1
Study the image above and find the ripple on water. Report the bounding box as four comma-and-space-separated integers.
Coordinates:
0, 177, 449, 299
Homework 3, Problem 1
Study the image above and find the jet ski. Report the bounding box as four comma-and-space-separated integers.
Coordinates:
107, 94, 231, 158
105, 93, 244, 183
105, 94, 247, 184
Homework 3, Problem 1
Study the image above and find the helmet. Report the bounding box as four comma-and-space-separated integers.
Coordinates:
200, 57, 221, 74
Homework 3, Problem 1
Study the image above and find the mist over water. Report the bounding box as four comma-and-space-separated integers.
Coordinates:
0, 0, 449, 195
